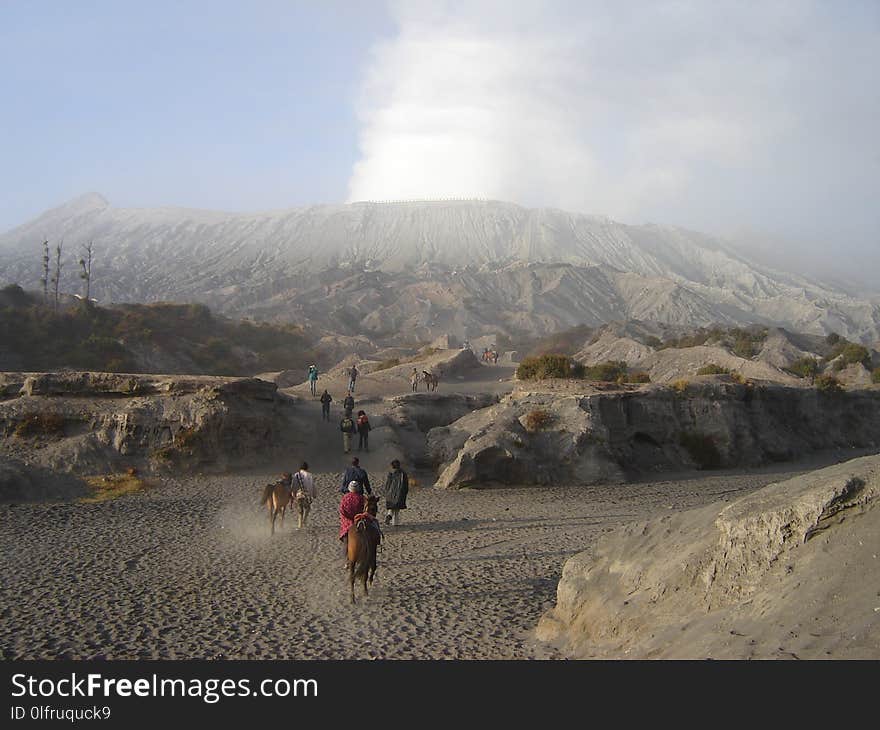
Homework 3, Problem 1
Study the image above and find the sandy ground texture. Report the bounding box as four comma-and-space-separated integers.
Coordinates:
0, 458, 852, 661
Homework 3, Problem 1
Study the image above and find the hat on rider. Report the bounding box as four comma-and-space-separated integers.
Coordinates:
348, 481, 360, 492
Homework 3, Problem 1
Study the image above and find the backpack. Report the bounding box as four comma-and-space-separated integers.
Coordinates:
341, 417, 354, 432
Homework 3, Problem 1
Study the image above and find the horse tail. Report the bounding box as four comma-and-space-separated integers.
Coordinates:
260, 483, 273, 506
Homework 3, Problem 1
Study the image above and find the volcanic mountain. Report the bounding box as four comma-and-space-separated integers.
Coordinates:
1, 194, 877, 344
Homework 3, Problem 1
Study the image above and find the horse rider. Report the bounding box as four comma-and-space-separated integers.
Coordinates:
339, 481, 365, 566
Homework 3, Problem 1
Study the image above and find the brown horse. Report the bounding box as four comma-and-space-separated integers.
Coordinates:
260, 473, 293, 535
346, 494, 381, 603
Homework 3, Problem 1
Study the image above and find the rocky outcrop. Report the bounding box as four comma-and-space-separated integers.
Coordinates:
536, 454, 880, 659
0, 372, 297, 475
429, 382, 880, 488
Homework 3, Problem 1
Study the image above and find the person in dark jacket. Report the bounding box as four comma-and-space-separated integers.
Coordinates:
320, 389, 333, 421
356, 410, 371, 452
383, 459, 409, 526
342, 393, 355, 417
339, 456, 371, 495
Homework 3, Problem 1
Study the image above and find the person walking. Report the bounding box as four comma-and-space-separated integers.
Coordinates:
340, 412, 357, 454
293, 462, 317, 528
347, 363, 359, 394
308, 365, 319, 397
383, 459, 409, 526
320, 389, 333, 421
343, 392, 355, 417
356, 410, 371, 452
339, 456, 371, 495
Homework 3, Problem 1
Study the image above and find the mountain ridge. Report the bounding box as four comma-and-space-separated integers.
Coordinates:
1, 194, 877, 343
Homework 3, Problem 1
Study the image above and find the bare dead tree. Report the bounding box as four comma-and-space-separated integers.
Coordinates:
41, 239, 50, 304
51, 239, 63, 311
79, 241, 93, 302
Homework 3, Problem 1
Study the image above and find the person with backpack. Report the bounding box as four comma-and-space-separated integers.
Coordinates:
339, 456, 371, 495
356, 410, 372, 452
347, 363, 359, 394
293, 462, 317, 528
382, 459, 409, 526
308, 364, 319, 397
342, 392, 355, 417
320, 389, 333, 421
340, 413, 357, 453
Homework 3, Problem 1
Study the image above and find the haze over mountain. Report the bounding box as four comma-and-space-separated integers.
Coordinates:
1, 194, 878, 344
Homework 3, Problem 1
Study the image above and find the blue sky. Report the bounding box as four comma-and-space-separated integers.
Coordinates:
0, 1, 393, 225
1, 1, 878, 283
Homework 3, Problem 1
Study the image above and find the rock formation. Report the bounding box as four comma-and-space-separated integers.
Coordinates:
536, 454, 880, 658
429, 382, 880, 488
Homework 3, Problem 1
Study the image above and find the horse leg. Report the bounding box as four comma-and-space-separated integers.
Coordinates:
349, 564, 357, 604
270, 505, 276, 536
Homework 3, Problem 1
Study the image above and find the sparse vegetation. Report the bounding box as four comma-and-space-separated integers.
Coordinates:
0, 295, 315, 375
372, 358, 400, 372
679, 431, 722, 469
645, 335, 662, 348
582, 360, 628, 382
873, 368, 880, 384
671, 379, 690, 394
786, 357, 820, 379
625, 370, 651, 383
658, 326, 767, 359
13, 412, 66, 439
516, 354, 579, 380
815, 374, 843, 394
524, 409, 553, 432
830, 343, 871, 371
696, 363, 730, 376
81, 473, 153, 503
730, 372, 748, 385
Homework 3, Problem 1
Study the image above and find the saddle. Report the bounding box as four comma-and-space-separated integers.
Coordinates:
353, 512, 382, 542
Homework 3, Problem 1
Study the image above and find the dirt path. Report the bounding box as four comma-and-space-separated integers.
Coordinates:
0, 465, 822, 660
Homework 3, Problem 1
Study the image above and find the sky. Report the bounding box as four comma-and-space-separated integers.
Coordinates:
1, 1, 878, 285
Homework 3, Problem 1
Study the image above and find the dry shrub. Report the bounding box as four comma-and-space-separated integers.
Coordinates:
697, 363, 729, 376
524, 409, 553, 432
13, 412, 66, 439
815, 374, 843, 394
671, 379, 689, 394
81, 473, 153, 503
730, 372, 748, 384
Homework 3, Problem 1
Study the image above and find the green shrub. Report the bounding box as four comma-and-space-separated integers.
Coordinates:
680, 431, 722, 470
697, 363, 729, 376
582, 360, 628, 381
838, 343, 871, 369
787, 357, 820, 379
645, 336, 662, 348
825, 332, 841, 346
516, 354, 578, 380
873, 368, 880, 384
815, 374, 843, 394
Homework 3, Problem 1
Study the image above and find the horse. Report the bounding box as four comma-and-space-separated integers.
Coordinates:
346, 494, 381, 603
260, 473, 293, 535
422, 370, 439, 391
294, 489, 312, 528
